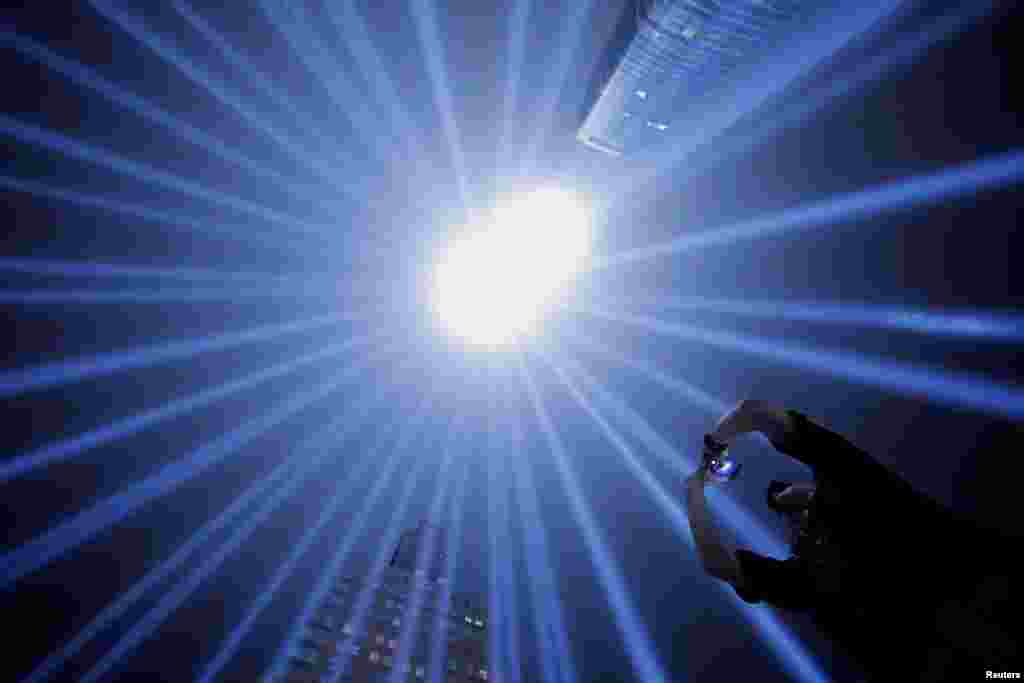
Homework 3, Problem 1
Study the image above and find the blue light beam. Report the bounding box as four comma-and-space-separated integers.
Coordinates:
0, 335, 378, 490
0, 176, 312, 248
0, 350, 377, 587
486, 376, 514, 683
0, 312, 352, 398
580, 306, 1024, 420
0, 284, 382, 306
599, 296, 1024, 342
320, 1, 429, 161
28, 381, 384, 683
0, 28, 331, 208
0, 255, 302, 283
168, 0, 358, 173
408, 0, 473, 214
507, 405, 579, 683
428, 444, 472, 683
87, 0, 364, 196
255, 0, 400, 170
0, 114, 326, 238
598, 150, 1024, 270
518, 353, 670, 683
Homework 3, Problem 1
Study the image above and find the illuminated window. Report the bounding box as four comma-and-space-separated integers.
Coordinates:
479, 669, 489, 681
392, 617, 401, 627
464, 616, 473, 625
416, 666, 426, 678
388, 638, 397, 649
635, 90, 647, 99
342, 622, 354, 636
474, 619, 484, 628
376, 634, 386, 645
369, 650, 381, 663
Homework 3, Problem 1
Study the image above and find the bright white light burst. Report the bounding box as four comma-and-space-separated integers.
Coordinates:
434, 188, 592, 347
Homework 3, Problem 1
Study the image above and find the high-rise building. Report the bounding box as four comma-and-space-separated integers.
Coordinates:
276, 523, 488, 683
578, 0, 819, 157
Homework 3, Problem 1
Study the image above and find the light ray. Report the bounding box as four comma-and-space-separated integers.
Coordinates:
485, 368, 511, 683
539, 349, 829, 683
20, 381, 386, 683
0, 256, 301, 283
516, 0, 597, 176
599, 295, 1024, 342
0, 29, 331, 207
0, 336, 380, 485
517, 353, 670, 683
597, 150, 1024, 270
323, 414, 441, 683
0, 176, 311, 247
193, 388, 411, 683
263, 405, 432, 681
0, 312, 351, 398
0, 285, 377, 305
0, 114, 326, 237
580, 306, 1024, 420
562, 332, 727, 415
320, 1, 428, 161
495, 0, 531, 173
253, 0, 393, 168
86, 0, 361, 194
51, 384, 382, 683
507, 402, 578, 683
385, 418, 461, 683
428, 441, 472, 683
168, 0, 355, 167
0, 351, 376, 587
408, 0, 472, 214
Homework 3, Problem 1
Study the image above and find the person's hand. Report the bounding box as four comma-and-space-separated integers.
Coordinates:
686, 466, 709, 489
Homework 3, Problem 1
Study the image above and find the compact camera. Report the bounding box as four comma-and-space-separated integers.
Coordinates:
702, 434, 742, 482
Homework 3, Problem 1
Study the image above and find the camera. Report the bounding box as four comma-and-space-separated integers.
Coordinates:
702, 434, 742, 482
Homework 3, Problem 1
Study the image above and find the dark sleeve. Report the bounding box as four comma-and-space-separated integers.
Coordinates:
770, 410, 902, 489
733, 550, 814, 610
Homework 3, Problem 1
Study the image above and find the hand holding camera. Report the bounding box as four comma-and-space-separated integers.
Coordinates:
702, 433, 742, 482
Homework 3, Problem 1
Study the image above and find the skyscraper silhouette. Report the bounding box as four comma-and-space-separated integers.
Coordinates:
276, 523, 489, 682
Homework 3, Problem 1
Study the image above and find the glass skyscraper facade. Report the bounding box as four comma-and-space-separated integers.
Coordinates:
578, 0, 818, 156
274, 524, 488, 683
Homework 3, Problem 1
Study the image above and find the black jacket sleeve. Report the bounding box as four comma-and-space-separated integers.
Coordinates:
769, 411, 909, 493
733, 550, 815, 610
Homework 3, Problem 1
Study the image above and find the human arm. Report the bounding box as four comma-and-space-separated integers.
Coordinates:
709, 399, 794, 446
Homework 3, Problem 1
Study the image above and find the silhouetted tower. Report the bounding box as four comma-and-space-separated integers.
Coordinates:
578, 0, 821, 156
276, 522, 489, 682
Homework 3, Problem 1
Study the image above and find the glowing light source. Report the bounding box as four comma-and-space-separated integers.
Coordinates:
434, 188, 591, 347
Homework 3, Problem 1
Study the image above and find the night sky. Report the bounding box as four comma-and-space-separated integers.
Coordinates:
1, 1, 1021, 682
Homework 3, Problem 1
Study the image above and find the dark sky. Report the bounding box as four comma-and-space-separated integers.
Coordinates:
1, 1, 1021, 682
